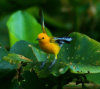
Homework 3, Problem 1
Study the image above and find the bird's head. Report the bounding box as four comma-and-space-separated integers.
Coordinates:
37, 10, 50, 43
37, 33, 50, 43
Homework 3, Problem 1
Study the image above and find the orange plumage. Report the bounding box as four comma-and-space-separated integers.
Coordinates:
38, 33, 60, 59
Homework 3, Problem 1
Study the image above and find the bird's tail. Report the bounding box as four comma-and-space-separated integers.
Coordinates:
39, 9, 46, 33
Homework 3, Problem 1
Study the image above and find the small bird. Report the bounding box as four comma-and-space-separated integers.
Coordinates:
37, 11, 72, 69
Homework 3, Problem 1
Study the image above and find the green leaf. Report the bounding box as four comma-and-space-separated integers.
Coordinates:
86, 73, 100, 84
10, 40, 37, 61
7, 10, 52, 47
3, 54, 33, 64
60, 32, 100, 74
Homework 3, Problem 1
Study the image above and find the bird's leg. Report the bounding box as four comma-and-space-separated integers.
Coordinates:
40, 60, 46, 69
40, 54, 50, 69
49, 55, 57, 69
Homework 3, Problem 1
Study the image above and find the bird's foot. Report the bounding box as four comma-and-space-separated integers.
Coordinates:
49, 59, 57, 69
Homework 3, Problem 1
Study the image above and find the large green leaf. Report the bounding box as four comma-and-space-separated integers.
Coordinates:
10, 40, 37, 61
62, 32, 100, 74
6, 32, 100, 78
86, 73, 100, 84
7, 10, 52, 46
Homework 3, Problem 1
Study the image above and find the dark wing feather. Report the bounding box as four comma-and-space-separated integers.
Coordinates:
53, 37, 72, 47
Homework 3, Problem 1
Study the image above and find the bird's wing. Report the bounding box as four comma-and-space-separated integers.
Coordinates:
50, 37, 72, 47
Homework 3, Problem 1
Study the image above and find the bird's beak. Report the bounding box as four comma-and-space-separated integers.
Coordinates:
36, 38, 41, 40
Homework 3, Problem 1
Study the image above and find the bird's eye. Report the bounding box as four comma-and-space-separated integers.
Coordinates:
42, 37, 44, 39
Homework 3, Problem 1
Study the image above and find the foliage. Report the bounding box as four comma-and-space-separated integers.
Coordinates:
7, 11, 52, 46
0, 0, 100, 89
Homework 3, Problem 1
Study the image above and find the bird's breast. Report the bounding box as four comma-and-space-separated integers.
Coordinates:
39, 42, 60, 54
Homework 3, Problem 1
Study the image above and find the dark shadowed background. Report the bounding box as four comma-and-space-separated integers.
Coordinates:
0, 0, 100, 49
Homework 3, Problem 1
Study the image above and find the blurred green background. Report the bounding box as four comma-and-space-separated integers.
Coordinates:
0, 0, 100, 48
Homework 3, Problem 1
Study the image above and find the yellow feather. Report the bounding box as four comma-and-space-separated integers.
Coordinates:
38, 33, 60, 58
